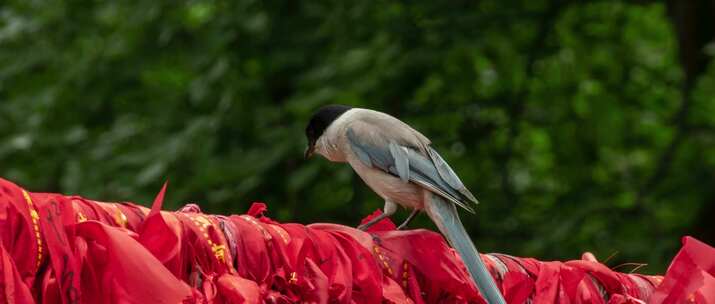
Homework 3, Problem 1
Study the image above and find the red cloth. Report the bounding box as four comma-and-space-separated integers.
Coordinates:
0, 177, 713, 303
649, 237, 715, 304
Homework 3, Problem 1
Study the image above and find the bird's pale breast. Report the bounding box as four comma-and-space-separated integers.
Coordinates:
347, 153, 425, 210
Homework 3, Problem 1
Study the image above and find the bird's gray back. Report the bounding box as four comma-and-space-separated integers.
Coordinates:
344, 109, 431, 153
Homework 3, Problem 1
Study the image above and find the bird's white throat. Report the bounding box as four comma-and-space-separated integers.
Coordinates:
315, 108, 361, 162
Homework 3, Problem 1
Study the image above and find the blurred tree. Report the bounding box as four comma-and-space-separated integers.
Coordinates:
1, 0, 713, 272
664, 0, 715, 252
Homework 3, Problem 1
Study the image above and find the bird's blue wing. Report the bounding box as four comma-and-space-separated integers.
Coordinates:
388, 142, 410, 182
427, 146, 479, 204
346, 127, 477, 213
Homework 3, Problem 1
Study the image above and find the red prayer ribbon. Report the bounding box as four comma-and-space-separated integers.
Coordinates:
0, 177, 713, 303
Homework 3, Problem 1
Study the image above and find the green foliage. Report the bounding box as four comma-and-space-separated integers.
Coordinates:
1, 1, 712, 272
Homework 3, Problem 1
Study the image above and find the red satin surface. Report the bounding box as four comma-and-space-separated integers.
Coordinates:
0, 177, 712, 304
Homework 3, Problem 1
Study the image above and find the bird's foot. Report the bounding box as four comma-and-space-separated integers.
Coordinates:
395, 209, 420, 230
356, 212, 390, 231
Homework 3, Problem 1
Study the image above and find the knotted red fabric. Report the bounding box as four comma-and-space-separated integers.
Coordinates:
0, 177, 713, 303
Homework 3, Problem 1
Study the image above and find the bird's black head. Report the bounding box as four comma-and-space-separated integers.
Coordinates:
304, 104, 352, 159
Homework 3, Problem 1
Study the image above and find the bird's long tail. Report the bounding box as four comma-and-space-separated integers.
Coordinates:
423, 192, 506, 304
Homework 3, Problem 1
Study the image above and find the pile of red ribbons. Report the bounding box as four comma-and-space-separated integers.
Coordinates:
0, 177, 713, 303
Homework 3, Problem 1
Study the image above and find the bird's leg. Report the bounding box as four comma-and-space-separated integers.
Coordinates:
357, 200, 397, 231
396, 209, 420, 230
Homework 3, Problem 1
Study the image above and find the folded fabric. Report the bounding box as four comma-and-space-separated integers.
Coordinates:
0, 177, 712, 303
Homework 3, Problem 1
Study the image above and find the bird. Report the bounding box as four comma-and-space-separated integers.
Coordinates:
304, 104, 506, 304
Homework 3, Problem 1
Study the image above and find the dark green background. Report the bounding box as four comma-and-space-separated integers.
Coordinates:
2, 1, 714, 273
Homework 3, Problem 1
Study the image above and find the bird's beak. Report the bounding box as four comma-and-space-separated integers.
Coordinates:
304, 144, 315, 159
